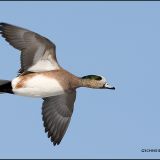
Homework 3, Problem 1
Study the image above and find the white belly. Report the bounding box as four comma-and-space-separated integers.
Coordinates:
12, 75, 65, 98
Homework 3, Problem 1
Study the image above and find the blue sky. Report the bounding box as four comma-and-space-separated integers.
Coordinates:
0, 1, 160, 159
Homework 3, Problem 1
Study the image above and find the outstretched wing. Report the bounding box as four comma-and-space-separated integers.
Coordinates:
42, 91, 76, 145
0, 23, 60, 73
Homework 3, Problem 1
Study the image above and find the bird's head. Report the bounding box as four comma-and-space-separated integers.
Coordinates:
81, 75, 115, 90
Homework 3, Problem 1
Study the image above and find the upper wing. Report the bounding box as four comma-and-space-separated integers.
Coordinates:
42, 91, 76, 145
0, 23, 60, 73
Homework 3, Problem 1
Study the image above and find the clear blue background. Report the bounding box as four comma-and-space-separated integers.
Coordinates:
0, 1, 159, 159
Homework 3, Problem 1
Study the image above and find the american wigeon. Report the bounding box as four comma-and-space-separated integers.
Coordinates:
0, 23, 115, 146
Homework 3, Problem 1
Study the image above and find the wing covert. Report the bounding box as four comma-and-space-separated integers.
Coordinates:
0, 23, 60, 73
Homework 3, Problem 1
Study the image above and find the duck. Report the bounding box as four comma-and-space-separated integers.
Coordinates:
0, 23, 115, 146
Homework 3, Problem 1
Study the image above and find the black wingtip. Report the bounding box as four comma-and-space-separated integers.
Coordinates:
0, 22, 9, 25
0, 22, 7, 32
53, 141, 60, 146
0, 22, 7, 27
53, 142, 56, 146
0, 22, 13, 29
0, 24, 4, 32
51, 136, 61, 146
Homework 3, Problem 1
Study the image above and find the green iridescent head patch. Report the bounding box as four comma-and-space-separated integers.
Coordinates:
81, 75, 102, 81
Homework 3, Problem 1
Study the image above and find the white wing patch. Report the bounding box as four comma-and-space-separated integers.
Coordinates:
28, 49, 60, 72
28, 59, 58, 72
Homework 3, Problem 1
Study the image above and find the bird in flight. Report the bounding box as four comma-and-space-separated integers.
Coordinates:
0, 23, 115, 146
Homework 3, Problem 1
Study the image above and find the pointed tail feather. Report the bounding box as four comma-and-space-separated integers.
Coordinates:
0, 80, 13, 94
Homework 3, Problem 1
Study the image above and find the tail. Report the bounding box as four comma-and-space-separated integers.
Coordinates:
0, 80, 13, 94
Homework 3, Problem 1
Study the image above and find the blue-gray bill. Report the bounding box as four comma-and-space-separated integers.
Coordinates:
104, 83, 115, 90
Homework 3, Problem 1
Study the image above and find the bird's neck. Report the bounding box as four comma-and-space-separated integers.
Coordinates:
79, 79, 99, 89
